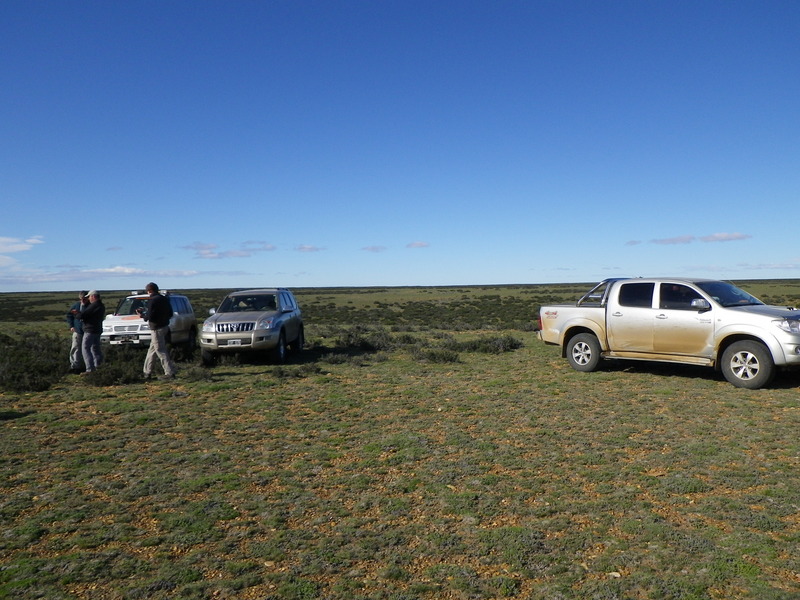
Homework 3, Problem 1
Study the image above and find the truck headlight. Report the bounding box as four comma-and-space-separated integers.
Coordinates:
202, 321, 215, 332
774, 319, 800, 334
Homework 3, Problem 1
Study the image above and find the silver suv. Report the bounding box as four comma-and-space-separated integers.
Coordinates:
101, 292, 198, 349
200, 288, 304, 365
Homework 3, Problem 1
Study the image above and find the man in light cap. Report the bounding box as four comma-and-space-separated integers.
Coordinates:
79, 290, 105, 373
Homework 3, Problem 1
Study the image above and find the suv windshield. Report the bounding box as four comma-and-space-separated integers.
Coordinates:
218, 294, 278, 313
695, 281, 764, 307
115, 297, 148, 315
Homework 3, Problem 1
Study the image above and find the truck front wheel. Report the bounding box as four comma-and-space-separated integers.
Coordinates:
567, 333, 602, 372
721, 340, 775, 389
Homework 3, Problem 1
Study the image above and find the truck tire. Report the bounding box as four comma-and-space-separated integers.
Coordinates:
567, 333, 602, 372
721, 340, 775, 389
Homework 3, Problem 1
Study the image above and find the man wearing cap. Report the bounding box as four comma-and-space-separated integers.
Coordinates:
66, 291, 89, 373
79, 290, 105, 373
138, 282, 177, 380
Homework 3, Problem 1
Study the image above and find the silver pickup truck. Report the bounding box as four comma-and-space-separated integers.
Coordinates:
537, 278, 800, 389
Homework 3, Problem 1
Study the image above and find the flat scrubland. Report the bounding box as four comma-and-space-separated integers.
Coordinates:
2, 282, 800, 599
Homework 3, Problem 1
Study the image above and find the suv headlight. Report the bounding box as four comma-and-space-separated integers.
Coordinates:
102, 324, 112, 333
202, 320, 215, 332
774, 319, 800, 334
257, 317, 275, 330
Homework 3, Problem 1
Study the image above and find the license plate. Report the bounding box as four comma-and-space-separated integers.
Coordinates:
227, 339, 241, 346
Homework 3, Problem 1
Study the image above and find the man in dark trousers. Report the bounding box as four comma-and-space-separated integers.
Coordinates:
66, 290, 89, 373
138, 282, 177, 380
80, 290, 105, 373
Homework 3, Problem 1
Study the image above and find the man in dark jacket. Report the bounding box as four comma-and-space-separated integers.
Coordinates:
138, 282, 176, 380
66, 291, 89, 373
80, 290, 105, 373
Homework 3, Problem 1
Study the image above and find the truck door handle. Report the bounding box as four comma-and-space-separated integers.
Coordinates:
611, 312, 623, 317
656, 314, 668, 319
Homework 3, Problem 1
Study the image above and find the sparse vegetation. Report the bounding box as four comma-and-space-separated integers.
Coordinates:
1, 283, 800, 599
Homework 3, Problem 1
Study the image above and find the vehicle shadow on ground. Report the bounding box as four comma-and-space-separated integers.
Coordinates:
602, 360, 800, 389
204, 344, 378, 378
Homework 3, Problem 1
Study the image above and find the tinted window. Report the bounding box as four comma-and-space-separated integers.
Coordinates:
618, 283, 654, 308
220, 294, 277, 312
117, 297, 147, 315
280, 292, 295, 310
659, 284, 703, 310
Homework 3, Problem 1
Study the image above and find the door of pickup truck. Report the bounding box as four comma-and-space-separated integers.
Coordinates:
652, 283, 714, 356
607, 281, 655, 351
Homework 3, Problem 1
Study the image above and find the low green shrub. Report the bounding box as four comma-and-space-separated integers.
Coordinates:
0, 332, 68, 392
441, 334, 524, 354
335, 325, 394, 352
410, 347, 461, 363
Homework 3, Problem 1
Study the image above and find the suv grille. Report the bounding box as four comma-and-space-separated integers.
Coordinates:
216, 322, 255, 333
114, 325, 141, 332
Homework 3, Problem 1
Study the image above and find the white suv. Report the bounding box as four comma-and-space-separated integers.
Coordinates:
101, 292, 198, 349
200, 288, 304, 365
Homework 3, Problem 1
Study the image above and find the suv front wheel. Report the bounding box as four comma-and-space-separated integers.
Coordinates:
289, 327, 305, 354
201, 349, 217, 367
271, 332, 287, 363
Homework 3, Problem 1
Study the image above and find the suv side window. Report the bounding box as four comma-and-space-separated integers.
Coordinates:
170, 297, 188, 313
618, 283, 654, 308
280, 292, 295, 311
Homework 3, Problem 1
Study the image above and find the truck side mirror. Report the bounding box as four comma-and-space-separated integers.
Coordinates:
691, 298, 711, 311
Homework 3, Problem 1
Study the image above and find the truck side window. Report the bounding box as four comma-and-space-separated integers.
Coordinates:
618, 283, 654, 308
660, 284, 703, 310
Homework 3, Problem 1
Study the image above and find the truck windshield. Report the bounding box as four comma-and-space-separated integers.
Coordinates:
695, 281, 764, 307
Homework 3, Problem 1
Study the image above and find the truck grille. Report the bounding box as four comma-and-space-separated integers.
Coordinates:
216, 322, 255, 333
114, 325, 142, 333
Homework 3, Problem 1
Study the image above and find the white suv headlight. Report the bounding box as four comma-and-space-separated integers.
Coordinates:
774, 319, 800, 334
202, 320, 215, 332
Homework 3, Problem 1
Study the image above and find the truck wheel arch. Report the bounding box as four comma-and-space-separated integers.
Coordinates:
561, 326, 605, 359
715, 333, 781, 371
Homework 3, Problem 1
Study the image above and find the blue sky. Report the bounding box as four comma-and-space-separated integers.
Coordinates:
2, 0, 798, 292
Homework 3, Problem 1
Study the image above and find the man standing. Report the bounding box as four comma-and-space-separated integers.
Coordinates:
139, 282, 177, 380
66, 291, 89, 373
80, 290, 105, 373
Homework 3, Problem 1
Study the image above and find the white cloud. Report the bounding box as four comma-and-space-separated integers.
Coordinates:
0, 265, 201, 286
0, 235, 44, 253
651, 235, 696, 245
295, 245, 324, 253
648, 232, 752, 246
699, 232, 752, 243
406, 241, 430, 249
183, 240, 277, 259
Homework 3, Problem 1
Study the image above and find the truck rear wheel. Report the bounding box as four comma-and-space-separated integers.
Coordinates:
721, 340, 775, 389
567, 333, 602, 372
